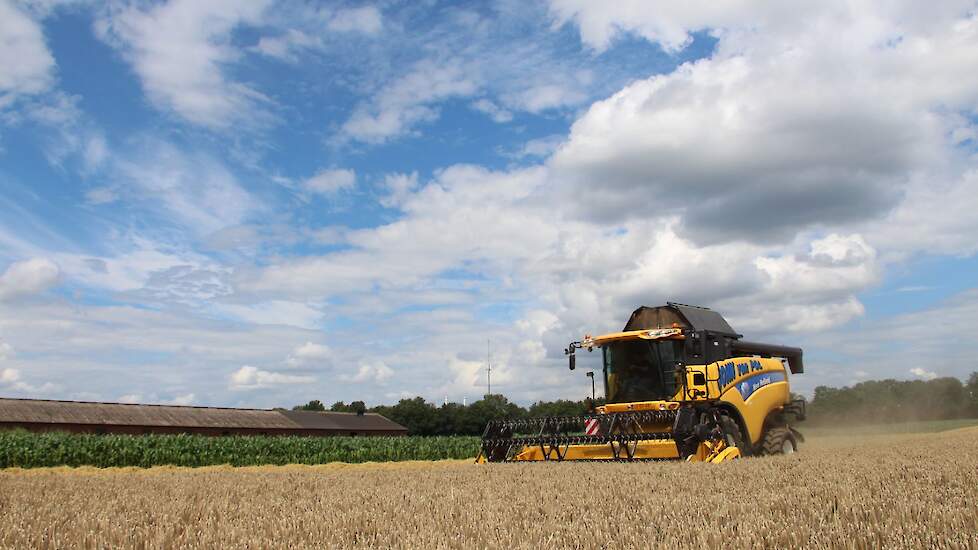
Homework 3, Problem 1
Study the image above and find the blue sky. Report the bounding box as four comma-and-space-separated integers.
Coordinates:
1, 0, 977, 408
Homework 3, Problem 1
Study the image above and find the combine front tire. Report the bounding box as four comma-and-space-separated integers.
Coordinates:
761, 427, 796, 455
718, 414, 750, 456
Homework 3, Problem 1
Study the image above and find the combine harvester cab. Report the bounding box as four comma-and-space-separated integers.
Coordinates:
478, 303, 806, 464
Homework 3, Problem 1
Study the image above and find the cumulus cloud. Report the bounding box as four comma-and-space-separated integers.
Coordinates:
0, 366, 57, 395
229, 365, 315, 390
303, 169, 356, 195
910, 368, 938, 381
342, 361, 394, 384
166, 393, 196, 406
0, 258, 60, 300
551, 56, 917, 244
96, 0, 272, 128
0, 367, 17, 383
549, 1, 978, 250
285, 341, 331, 367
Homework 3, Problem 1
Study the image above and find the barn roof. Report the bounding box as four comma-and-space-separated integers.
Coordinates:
0, 398, 407, 433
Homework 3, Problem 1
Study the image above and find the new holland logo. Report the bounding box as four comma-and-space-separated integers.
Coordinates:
736, 371, 786, 400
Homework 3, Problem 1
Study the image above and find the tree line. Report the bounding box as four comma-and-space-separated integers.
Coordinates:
806, 373, 978, 426
293, 395, 596, 436
293, 372, 978, 435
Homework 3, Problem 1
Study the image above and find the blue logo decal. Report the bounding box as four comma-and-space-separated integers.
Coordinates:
735, 371, 786, 400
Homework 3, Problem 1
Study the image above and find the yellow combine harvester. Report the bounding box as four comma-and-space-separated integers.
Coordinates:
478, 303, 805, 464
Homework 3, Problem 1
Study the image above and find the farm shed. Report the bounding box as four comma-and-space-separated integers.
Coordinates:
0, 398, 407, 437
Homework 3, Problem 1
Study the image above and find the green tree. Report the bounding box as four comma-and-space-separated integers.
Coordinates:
967, 371, 978, 414
808, 375, 976, 425
527, 399, 588, 418
396, 398, 439, 434
293, 400, 326, 412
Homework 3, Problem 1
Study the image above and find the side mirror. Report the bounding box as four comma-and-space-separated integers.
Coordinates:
684, 332, 703, 359
565, 343, 579, 370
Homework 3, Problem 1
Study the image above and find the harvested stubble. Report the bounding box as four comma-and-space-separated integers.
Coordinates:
1, 428, 977, 549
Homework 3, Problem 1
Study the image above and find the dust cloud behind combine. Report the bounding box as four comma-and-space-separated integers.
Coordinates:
1, 428, 976, 549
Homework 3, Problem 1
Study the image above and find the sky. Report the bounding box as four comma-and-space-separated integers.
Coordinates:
1, 0, 977, 409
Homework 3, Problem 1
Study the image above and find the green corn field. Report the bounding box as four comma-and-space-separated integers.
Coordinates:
0, 430, 480, 468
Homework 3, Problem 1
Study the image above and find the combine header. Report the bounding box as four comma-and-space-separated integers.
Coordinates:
478, 303, 805, 464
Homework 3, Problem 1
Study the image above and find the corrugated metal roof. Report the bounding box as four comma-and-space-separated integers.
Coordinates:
280, 410, 406, 431
0, 398, 406, 432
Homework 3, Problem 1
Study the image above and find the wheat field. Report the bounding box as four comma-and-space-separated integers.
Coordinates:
1, 427, 976, 549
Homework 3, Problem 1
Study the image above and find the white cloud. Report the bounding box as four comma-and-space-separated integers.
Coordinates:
303, 168, 356, 195
341, 60, 479, 143
229, 365, 315, 390
0, 258, 60, 301
910, 368, 939, 381
0, 367, 17, 383
550, 2, 978, 251
471, 98, 513, 123
285, 341, 331, 367
0, 0, 54, 105
0, 341, 11, 360
96, 0, 272, 128
548, 0, 746, 52
217, 301, 322, 330
514, 135, 564, 159
82, 134, 108, 172
116, 392, 196, 405
868, 169, 978, 258
164, 393, 195, 406
550, 55, 921, 243
0, 298, 329, 405
327, 6, 382, 35
0, 366, 58, 395
250, 7, 381, 63
379, 172, 419, 208
251, 29, 319, 63
48, 236, 232, 305
504, 81, 588, 113
110, 140, 258, 234
342, 361, 394, 383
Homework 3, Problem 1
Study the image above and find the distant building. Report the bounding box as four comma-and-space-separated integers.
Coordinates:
0, 398, 407, 437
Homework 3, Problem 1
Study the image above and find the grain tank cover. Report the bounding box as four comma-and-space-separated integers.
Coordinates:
622, 303, 740, 337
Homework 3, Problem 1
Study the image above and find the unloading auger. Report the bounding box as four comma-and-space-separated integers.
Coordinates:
477, 303, 806, 464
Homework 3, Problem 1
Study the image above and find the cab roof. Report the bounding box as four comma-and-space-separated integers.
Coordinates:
622, 302, 741, 338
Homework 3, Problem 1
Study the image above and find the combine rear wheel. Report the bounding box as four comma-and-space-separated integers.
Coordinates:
761, 427, 796, 455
